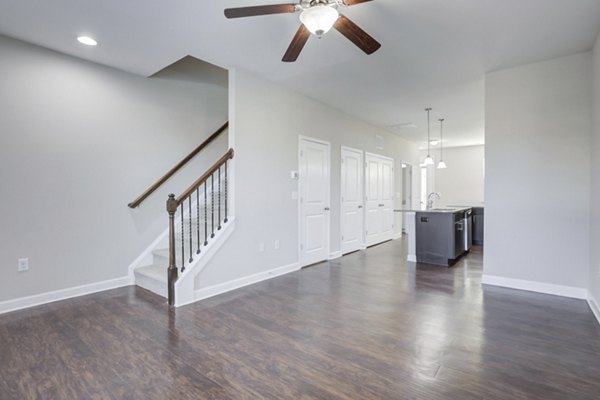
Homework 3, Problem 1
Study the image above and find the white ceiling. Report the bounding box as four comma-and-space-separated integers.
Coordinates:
1, 0, 600, 148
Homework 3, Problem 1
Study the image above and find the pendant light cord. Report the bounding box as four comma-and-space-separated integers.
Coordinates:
425, 107, 432, 156
439, 118, 444, 160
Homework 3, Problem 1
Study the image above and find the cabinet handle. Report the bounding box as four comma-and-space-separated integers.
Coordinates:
358, 205, 363, 209
378, 204, 385, 207
324, 207, 330, 211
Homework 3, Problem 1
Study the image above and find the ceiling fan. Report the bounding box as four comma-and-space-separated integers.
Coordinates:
224, 0, 381, 62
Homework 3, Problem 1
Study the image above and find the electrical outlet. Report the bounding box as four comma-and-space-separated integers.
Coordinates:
18, 258, 29, 272
274, 240, 280, 250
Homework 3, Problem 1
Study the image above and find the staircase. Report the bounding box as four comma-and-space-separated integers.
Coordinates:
133, 192, 226, 298
127, 122, 235, 306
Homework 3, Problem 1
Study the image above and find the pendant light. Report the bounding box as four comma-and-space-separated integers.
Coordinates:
437, 118, 447, 169
424, 108, 434, 165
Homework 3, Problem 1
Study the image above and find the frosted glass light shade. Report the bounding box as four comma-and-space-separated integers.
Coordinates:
437, 160, 447, 169
300, 5, 339, 37
424, 155, 434, 165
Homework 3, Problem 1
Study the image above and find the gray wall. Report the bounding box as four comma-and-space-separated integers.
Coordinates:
484, 52, 592, 291
196, 68, 420, 289
590, 34, 600, 304
0, 35, 227, 302
424, 145, 485, 207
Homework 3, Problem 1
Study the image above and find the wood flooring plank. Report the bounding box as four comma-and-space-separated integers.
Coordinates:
1, 240, 600, 399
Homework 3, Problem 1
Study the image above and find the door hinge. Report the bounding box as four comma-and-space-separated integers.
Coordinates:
341, 235, 344, 241
300, 150, 303, 157
300, 243, 303, 250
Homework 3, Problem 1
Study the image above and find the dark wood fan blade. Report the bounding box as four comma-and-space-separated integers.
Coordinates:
334, 14, 381, 55
282, 24, 310, 62
224, 4, 296, 19
342, 0, 374, 5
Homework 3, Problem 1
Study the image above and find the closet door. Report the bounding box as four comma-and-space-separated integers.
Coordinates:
341, 147, 364, 254
365, 153, 395, 246
299, 137, 331, 266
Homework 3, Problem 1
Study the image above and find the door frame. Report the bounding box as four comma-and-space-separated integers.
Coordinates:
298, 135, 331, 267
340, 146, 365, 254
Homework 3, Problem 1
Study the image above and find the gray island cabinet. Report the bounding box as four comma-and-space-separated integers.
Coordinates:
415, 208, 472, 266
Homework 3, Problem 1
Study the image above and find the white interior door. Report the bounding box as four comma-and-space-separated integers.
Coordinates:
341, 147, 364, 254
402, 164, 413, 232
380, 157, 394, 239
299, 137, 330, 266
365, 153, 395, 246
365, 154, 381, 246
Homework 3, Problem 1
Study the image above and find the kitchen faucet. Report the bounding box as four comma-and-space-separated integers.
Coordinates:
426, 192, 441, 210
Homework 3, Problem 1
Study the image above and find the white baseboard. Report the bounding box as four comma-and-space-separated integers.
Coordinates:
195, 262, 300, 302
407, 255, 417, 262
482, 274, 588, 299
328, 251, 342, 260
588, 294, 600, 326
0, 276, 131, 315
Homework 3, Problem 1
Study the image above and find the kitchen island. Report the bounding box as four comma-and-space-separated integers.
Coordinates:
395, 207, 472, 266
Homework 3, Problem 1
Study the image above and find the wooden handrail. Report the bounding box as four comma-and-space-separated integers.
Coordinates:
128, 121, 229, 209
174, 148, 234, 206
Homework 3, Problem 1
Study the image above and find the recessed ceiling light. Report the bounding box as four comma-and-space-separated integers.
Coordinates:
77, 36, 98, 46
429, 140, 439, 146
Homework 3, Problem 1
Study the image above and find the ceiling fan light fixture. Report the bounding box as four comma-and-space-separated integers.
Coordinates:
299, 5, 339, 38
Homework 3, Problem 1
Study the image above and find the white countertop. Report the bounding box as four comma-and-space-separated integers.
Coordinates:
394, 207, 472, 213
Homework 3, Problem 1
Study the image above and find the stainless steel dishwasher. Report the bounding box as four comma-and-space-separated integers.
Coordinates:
463, 209, 472, 252
454, 213, 465, 258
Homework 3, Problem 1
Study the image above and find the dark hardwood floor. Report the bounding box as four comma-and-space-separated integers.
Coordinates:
1, 238, 600, 399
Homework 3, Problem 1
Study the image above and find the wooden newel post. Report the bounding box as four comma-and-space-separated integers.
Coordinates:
167, 194, 179, 306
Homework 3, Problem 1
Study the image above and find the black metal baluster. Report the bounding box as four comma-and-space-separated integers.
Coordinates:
196, 188, 201, 254
211, 174, 215, 238
180, 205, 185, 272
218, 166, 222, 230
224, 160, 228, 223
188, 197, 193, 264
204, 183, 208, 246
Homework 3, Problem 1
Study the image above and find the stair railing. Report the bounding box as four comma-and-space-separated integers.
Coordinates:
166, 148, 234, 305
128, 121, 229, 209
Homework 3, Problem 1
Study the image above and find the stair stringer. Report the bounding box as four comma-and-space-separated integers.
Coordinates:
174, 217, 235, 307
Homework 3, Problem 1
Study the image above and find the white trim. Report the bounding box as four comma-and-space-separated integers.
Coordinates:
194, 262, 301, 302
329, 251, 342, 260
0, 276, 130, 315
174, 218, 236, 306
407, 255, 417, 262
481, 274, 588, 299
588, 294, 600, 326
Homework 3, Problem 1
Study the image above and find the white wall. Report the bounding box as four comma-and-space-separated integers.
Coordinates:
422, 145, 485, 207
0, 35, 228, 303
196, 68, 420, 289
484, 52, 592, 295
590, 34, 600, 305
